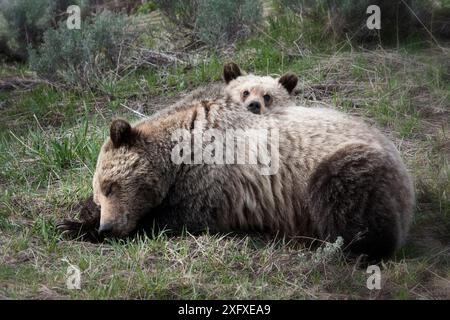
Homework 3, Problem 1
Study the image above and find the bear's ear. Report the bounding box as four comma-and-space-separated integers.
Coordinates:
110, 119, 135, 148
223, 62, 242, 84
278, 73, 298, 94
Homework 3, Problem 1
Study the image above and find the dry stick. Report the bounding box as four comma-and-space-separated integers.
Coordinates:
120, 103, 147, 118
0, 77, 58, 91
115, 39, 125, 83
33, 114, 45, 133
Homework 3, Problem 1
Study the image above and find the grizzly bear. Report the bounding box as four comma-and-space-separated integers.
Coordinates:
159, 62, 298, 116
58, 91, 414, 262
223, 62, 298, 114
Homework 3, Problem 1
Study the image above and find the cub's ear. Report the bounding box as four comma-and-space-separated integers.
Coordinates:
278, 73, 298, 94
223, 62, 242, 84
110, 119, 135, 148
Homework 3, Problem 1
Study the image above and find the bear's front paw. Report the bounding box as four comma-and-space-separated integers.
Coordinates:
56, 219, 103, 243
79, 195, 100, 222
57, 195, 103, 243
56, 219, 84, 238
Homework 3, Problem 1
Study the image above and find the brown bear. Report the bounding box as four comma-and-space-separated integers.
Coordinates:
223, 62, 298, 114
158, 62, 298, 116
58, 91, 414, 262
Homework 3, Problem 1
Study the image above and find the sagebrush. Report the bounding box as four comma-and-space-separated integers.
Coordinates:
28, 10, 134, 88
154, 0, 263, 46
0, 0, 89, 61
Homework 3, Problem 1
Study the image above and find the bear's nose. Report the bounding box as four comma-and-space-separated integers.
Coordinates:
247, 101, 261, 114
98, 222, 113, 237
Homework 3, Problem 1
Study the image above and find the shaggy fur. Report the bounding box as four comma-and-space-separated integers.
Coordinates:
223, 62, 298, 114
150, 62, 298, 116
59, 97, 414, 261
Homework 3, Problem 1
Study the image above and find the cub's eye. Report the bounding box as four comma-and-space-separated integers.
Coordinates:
242, 90, 250, 98
263, 94, 271, 103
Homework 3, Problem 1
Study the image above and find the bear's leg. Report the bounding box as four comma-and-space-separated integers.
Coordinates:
307, 143, 407, 262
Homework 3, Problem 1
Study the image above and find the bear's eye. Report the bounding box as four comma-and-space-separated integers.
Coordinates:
242, 90, 250, 98
104, 183, 114, 197
263, 94, 271, 103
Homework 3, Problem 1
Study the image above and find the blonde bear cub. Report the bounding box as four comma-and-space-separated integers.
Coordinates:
223, 62, 298, 114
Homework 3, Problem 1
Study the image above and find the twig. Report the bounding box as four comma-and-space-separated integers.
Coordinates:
120, 103, 147, 118
400, 0, 445, 52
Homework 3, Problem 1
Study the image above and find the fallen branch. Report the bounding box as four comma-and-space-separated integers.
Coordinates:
0, 76, 56, 92
133, 48, 186, 68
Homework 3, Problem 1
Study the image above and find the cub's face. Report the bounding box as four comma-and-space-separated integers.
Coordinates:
93, 119, 168, 237
223, 62, 298, 114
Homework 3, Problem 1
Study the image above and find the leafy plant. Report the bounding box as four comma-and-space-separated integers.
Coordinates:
29, 10, 134, 88
154, 0, 263, 46
0, 0, 89, 61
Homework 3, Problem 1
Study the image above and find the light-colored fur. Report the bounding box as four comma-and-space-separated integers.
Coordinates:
93, 98, 414, 260
224, 74, 296, 113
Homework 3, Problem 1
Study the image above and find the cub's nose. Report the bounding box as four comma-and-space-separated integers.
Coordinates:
98, 222, 113, 236
247, 101, 262, 114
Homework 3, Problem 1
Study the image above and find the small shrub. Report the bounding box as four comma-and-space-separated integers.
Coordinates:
0, 0, 54, 61
154, 0, 263, 46
153, 0, 197, 29
0, 0, 89, 61
29, 10, 134, 88
196, 0, 263, 45
273, 0, 450, 45
135, 1, 158, 15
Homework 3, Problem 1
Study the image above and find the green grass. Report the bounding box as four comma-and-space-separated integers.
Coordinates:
0, 119, 103, 188
0, 231, 404, 299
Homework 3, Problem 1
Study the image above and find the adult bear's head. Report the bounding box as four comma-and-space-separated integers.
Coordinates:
92, 119, 172, 237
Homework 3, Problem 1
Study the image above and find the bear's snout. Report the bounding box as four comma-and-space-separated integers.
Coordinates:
247, 101, 262, 114
98, 222, 113, 237
98, 205, 132, 237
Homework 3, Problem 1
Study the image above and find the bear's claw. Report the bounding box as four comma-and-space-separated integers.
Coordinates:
57, 196, 102, 242
57, 219, 103, 242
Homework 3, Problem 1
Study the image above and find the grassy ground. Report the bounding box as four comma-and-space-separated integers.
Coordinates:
1, 17, 449, 299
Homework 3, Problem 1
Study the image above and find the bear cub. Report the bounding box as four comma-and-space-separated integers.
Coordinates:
223, 62, 298, 114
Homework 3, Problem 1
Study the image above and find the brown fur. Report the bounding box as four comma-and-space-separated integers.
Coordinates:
223, 62, 242, 84
59, 96, 414, 261
57, 195, 101, 242
278, 73, 298, 94
151, 63, 297, 116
